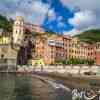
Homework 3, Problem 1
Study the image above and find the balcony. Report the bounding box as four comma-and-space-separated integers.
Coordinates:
48, 40, 63, 48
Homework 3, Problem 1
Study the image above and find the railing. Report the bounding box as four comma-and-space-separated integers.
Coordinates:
17, 65, 100, 75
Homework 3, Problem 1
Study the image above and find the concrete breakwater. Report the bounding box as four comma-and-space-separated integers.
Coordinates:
17, 65, 100, 75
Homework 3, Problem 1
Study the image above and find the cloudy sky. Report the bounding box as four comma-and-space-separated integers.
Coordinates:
0, 0, 100, 35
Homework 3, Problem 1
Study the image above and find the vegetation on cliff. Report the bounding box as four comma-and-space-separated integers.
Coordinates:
75, 29, 100, 44
0, 15, 13, 32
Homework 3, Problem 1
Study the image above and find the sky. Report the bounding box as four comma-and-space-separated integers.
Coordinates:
0, 0, 100, 35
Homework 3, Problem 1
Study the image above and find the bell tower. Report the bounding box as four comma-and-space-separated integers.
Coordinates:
13, 16, 24, 46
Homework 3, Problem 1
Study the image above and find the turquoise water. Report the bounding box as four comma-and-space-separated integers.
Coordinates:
0, 74, 72, 100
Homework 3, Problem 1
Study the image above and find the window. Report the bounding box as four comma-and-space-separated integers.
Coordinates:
1, 54, 4, 59
16, 30, 17, 34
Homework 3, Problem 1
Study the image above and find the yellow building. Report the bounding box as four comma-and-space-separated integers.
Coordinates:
29, 59, 45, 66
69, 37, 80, 59
69, 37, 94, 60
13, 16, 24, 45
0, 37, 10, 44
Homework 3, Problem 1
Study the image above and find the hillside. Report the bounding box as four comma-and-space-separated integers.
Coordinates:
75, 29, 100, 43
0, 15, 13, 32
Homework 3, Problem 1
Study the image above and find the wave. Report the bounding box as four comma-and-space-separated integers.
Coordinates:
33, 75, 71, 92
47, 80, 71, 92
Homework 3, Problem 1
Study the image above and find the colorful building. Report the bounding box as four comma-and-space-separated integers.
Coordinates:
31, 33, 99, 65
13, 16, 24, 45
69, 37, 95, 61
12, 16, 100, 65
95, 42, 100, 65
32, 33, 71, 65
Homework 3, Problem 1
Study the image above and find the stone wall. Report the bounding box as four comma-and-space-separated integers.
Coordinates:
17, 65, 100, 75
0, 45, 17, 72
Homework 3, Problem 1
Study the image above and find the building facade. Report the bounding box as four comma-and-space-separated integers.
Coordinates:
69, 38, 95, 61
25, 23, 45, 33
32, 34, 71, 65
12, 16, 100, 65
0, 28, 17, 71
13, 16, 24, 46
30, 33, 99, 65
95, 42, 100, 65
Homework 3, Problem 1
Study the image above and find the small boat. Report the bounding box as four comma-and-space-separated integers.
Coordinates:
84, 94, 97, 100
84, 90, 97, 100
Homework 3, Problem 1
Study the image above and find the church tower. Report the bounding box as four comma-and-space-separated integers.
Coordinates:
13, 16, 24, 46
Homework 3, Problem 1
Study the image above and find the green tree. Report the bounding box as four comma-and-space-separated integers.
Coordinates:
74, 29, 100, 44
67, 58, 95, 65
0, 15, 13, 32
87, 60, 95, 66
55, 59, 67, 65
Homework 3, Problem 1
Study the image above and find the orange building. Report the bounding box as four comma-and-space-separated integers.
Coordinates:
32, 34, 98, 65
33, 33, 71, 65
25, 23, 45, 33
87, 44, 95, 60
95, 42, 100, 65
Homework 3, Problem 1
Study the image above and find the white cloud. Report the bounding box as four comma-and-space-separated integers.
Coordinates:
32, 14, 46, 25
60, 0, 100, 30
63, 29, 80, 36
60, 0, 100, 12
32, 1, 49, 14
8, 11, 33, 23
68, 11, 96, 30
47, 9, 56, 21
31, 1, 50, 25
0, 0, 50, 25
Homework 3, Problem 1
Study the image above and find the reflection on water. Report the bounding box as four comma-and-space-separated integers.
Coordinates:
0, 74, 72, 100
